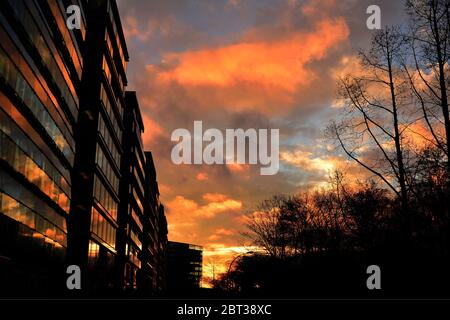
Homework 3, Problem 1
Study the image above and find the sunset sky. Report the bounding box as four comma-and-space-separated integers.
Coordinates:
116, 0, 407, 282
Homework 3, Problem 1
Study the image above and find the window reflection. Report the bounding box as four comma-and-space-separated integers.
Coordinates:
88, 240, 100, 267
133, 188, 144, 215
98, 112, 121, 167
93, 174, 118, 221
0, 106, 71, 187
90, 206, 116, 249
130, 207, 143, 232
6, 0, 79, 118
95, 143, 119, 194
0, 170, 67, 232
0, 129, 70, 213
0, 45, 74, 162
100, 79, 122, 144
133, 168, 144, 199
129, 229, 142, 250
128, 244, 141, 269
0, 191, 67, 246
47, 0, 84, 79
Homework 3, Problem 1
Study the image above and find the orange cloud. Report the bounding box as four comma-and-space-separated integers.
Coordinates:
145, 17, 349, 114
280, 146, 370, 189
226, 163, 249, 172
167, 194, 242, 220
141, 113, 165, 146
215, 228, 235, 236
402, 121, 445, 150
196, 172, 209, 181
281, 149, 339, 174
207, 228, 235, 241
158, 183, 172, 196
123, 15, 144, 40
196, 199, 242, 218
202, 193, 228, 202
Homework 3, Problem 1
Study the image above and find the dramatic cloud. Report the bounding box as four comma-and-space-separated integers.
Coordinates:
146, 18, 349, 114
117, 0, 409, 283
166, 193, 243, 243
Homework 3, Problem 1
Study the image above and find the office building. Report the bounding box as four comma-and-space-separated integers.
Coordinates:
167, 241, 203, 292
0, 0, 168, 296
144, 151, 168, 294
0, 0, 86, 294
114, 92, 168, 294
67, 0, 128, 291
116, 91, 145, 291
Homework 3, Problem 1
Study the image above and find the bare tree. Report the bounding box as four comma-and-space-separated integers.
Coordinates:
405, 0, 450, 172
329, 27, 410, 214
244, 194, 321, 258
244, 195, 295, 259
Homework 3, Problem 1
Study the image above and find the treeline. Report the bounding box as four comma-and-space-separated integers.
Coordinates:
212, 0, 450, 297
212, 170, 449, 296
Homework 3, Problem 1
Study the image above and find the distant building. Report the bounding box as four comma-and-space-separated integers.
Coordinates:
168, 241, 203, 292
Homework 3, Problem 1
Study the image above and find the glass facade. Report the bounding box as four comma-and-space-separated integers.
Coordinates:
100, 82, 122, 144
0, 177, 67, 247
0, 0, 85, 294
66, 0, 130, 291
89, 1, 128, 260
98, 112, 121, 166
114, 91, 168, 293
0, 108, 71, 212
90, 206, 116, 250
96, 143, 120, 194
5, 0, 79, 120
93, 174, 118, 222
118, 92, 146, 290
0, 44, 74, 162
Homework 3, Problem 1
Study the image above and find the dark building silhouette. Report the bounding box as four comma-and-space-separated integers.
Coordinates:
0, 0, 86, 295
144, 151, 168, 294
68, 0, 128, 292
0, 0, 168, 296
117, 91, 145, 291
117, 92, 168, 294
167, 241, 203, 293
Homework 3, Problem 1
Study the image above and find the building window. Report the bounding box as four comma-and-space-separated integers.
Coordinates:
0, 191, 67, 246
7, 0, 79, 119
0, 107, 71, 195
93, 174, 118, 221
90, 206, 116, 249
95, 143, 119, 195
100, 82, 122, 144
130, 207, 143, 232
132, 188, 144, 215
0, 46, 74, 162
0, 129, 70, 212
98, 112, 121, 167
88, 240, 100, 266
